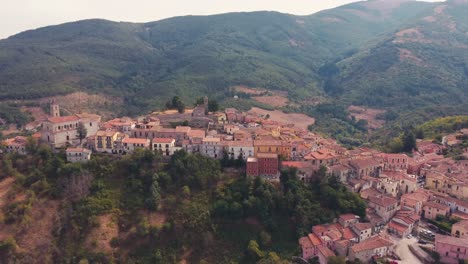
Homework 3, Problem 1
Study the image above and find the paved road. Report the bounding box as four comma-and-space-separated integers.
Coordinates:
393, 237, 423, 264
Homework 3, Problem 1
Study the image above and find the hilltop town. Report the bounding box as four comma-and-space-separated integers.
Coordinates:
2, 98, 468, 264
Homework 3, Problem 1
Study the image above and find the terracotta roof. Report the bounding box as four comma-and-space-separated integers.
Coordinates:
152, 138, 175, 144
388, 221, 409, 233
299, 237, 313, 248
308, 233, 322, 246
369, 195, 398, 207
340, 214, 359, 222
351, 236, 393, 253
342, 227, 357, 240
424, 202, 450, 211
75, 113, 101, 121
350, 158, 381, 168
3, 136, 28, 147
436, 235, 468, 247
158, 128, 176, 133
66, 148, 91, 153
122, 138, 149, 144
313, 225, 328, 235
202, 137, 221, 143
453, 211, 468, 221
96, 130, 119, 137
223, 140, 253, 147
353, 222, 373, 231
187, 129, 206, 138
282, 161, 313, 169
335, 239, 351, 247
254, 140, 282, 146
317, 245, 336, 258
453, 220, 468, 230
175, 126, 191, 133
47, 115, 80, 123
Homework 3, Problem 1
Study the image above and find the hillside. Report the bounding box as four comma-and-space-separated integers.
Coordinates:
0, 0, 438, 115
331, 1, 468, 111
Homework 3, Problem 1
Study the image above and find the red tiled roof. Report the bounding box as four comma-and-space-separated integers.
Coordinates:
436, 235, 468, 247
388, 221, 409, 233
187, 129, 206, 138
317, 245, 336, 258
424, 202, 450, 211
342, 227, 357, 240
351, 236, 393, 253
66, 148, 91, 153
122, 138, 149, 144
282, 161, 313, 169
299, 236, 313, 248
353, 222, 373, 231
175, 126, 191, 133
47, 115, 80, 123
152, 138, 175, 143
369, 195, 398, 207
254, 140, 282, 146
308, 233, 322, 246
313, 225, 328, 235
340, 214, 359, 222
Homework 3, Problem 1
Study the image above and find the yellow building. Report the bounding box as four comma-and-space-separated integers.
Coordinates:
95, 130, 121, 153
254, 140, 290, 159
425, 172, 468, 199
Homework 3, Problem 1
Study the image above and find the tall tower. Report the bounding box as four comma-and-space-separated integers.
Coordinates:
204, 96, 209, 112
50, 101, 60, 117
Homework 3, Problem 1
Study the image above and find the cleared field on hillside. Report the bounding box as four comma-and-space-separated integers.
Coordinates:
248, 107, 315, 130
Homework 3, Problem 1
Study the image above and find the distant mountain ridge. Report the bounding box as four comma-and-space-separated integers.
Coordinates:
0, 0, 466, 119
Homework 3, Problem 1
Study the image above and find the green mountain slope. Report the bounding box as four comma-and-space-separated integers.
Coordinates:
0, 0, 438, 113
330, 1, 468, 112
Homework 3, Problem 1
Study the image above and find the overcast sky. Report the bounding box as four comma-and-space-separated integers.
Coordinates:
0, 0, 443, 39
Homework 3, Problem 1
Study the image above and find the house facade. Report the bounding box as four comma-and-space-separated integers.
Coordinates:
66, 148, 92, 163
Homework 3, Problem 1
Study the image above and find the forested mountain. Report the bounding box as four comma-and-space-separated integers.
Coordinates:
329, 0, 468, 111
0, 0, 445, 112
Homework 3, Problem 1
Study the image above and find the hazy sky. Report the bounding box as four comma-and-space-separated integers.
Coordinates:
0, 0, 443, 39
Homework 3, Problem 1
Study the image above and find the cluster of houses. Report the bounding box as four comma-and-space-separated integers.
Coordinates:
2, 100, 468, 263
297, 132, 468, 263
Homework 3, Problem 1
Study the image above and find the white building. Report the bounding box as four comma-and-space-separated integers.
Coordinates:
3, 136, 28, 155
222, 140, 254, 160
66, 148, 92, 163
201, 137, 222, 159
351, 222, 373, 242
121, 137, 150, 153
152, 138, 176, 156
41, 104, 101, 148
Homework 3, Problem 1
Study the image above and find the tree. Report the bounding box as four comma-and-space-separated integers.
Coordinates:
172, 96, 182, 108
402, 130, 416, 152
145, 175, 161, 211
327, 256, 345, 264
177, 102, 185, 113
208, 99, 219, 112
247, 240, 264, 260
194, 97, 205, 106
77, 122, 88, 144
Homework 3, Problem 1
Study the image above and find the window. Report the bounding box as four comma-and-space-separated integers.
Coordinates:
90, 122, 92, 126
